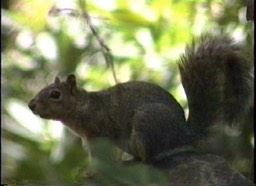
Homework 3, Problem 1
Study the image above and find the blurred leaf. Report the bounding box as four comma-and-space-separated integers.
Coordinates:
7, 0, 54, 33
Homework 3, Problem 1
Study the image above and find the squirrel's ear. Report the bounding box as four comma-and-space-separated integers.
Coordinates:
66, 74, 77, 95
55, 77, 61, 84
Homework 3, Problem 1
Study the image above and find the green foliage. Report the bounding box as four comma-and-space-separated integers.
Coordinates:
78, 139, 169, 185
2, 0, 253, 184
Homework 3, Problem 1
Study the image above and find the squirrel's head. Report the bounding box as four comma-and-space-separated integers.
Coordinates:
28, 74, 81, 121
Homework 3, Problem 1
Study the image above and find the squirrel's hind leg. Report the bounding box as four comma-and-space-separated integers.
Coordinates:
129, 103, 188, 163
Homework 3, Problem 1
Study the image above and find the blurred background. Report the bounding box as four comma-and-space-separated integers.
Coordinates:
2, 0, 254, 185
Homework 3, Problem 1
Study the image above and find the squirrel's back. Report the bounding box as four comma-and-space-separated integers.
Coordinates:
100, 80, 186, 122
105, 81, 182, 107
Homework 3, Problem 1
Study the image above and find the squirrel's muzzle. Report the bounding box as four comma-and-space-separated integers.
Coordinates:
28, 99, 36, 112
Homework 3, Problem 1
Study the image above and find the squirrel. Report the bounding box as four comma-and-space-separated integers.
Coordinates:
28, 34, 253, 163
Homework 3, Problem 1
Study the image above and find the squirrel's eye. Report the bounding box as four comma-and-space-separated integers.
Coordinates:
49, 90, 61, 100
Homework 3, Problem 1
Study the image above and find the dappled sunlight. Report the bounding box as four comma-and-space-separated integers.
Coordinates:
6, 99, 44, 135
15, 30, 34, 50
36, 32, 58, 61
5, 99, 64, 142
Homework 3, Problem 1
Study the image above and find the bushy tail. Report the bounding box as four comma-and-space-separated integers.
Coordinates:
179, 34, 253, 137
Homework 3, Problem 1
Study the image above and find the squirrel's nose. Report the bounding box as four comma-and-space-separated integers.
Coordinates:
28, 99, 36, 111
